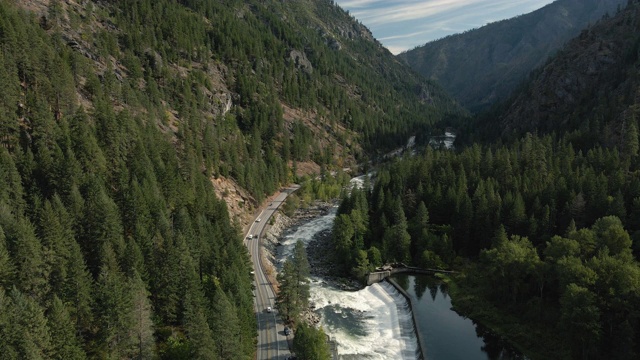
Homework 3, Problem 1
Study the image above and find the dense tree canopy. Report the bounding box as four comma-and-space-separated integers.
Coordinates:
0, 1, 260, 358
276, 240, 311, 323
335, 128, 640, 357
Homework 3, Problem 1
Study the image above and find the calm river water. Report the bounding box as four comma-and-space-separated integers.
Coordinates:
391, 274, 525, 360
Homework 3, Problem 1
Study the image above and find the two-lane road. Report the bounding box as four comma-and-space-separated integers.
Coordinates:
245, 186, 299, 359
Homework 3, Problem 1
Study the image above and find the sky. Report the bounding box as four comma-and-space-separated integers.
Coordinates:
333, 0, 556, 54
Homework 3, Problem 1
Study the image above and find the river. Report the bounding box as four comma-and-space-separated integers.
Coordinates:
391, 274, 525, 360
429, 131, 456, 150
275, 206, 419, 359
274, 173, 523, 359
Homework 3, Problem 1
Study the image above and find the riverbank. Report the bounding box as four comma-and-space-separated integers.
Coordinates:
446, 274, 567, 360
272, 201, 361, 289
262, 196, 559, 360
263, 201, 356, 326
266, 199, 421, 359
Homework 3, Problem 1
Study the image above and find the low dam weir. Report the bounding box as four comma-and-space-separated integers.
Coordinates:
365, 266, 456, 360
366, 265, 455, 286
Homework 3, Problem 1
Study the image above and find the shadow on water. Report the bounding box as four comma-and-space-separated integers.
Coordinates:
475, 321, 526, 360
392, 274, 526, 360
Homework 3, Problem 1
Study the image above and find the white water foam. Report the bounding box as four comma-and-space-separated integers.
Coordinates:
310, 279, 419, 359
276, 207, 338, 263
348, 172, 375, 190
274, 180, 419, 359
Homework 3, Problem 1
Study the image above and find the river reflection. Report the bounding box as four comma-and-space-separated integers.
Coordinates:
391, 274, 526, 360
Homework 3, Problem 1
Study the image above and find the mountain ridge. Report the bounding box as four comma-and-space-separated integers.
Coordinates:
482, 0, 640, 149
398, 0, 626, 112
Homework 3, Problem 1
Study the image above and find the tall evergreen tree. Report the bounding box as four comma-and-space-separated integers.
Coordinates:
291, 240, 311, 310
292, 322, 331, 360
624, 115, 639, 160
0, 288, 18, 359
8, 287, 53, 359
0, 227, 15, 288
62, 239, 94, 337
95, 244, 133, 358
209, 288, 242, 360
183, 280, 217, 360
128, 271, 155, 360
47, 296, 86, 360
276, 260, 298, 322
9, 217, 51, 302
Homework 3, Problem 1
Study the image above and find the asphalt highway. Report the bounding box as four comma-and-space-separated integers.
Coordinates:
245, 186, 299, 360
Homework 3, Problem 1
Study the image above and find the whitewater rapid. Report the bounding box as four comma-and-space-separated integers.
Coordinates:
310, 279, 420, 359
275, 189, 419, 359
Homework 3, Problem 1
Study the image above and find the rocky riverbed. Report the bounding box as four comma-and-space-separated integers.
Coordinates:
262, 200, 361, 325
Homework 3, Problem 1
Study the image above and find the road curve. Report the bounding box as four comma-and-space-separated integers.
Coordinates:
245, 186, 299, 360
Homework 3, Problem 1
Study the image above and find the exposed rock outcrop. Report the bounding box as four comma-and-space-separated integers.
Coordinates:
290, 49, 313, 74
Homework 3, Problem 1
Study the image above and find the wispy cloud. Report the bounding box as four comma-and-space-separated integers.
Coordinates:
334, 0, 555, 54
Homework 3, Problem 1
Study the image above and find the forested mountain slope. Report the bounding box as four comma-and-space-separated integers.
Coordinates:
471, 0, 640, 151
331, 2, 640, 359
398, 0, 626, 112
0, 0, 460, 358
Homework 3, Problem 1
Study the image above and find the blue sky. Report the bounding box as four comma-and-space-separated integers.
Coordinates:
333, 0, 556, 54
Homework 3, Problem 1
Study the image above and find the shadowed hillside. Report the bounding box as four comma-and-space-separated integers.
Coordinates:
399, 0, 626, 112
473, 0, 640, 151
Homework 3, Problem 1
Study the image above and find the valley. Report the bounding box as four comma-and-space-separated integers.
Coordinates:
0, 0, 639, 359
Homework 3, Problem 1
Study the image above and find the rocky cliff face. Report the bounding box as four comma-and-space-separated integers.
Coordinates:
398, 0, 627, 112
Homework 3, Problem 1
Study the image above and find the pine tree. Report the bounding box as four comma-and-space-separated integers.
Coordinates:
150, 232, 181, 324
80, 179, 126, 276
209, 288, 242, 360
128, 271, 155, 360
62, 239, 94, 337
11, 217, 51, 302
8, 287, 53, 359
292, 322, 331, 360
624, 115, 639, 159
95, 244, 133, 358
0, 148, 25, 213
409, 201, 429, 242
47, 296, 86, 360
331, 214, 354, 266
0, 227, 15, 288
0, 52, 20, 151
38, 198, 71, 296
291, 240, 311, 310
183, 279, 217, 360
0, 288, 19, 359
276, 241, 312, 322
382, 199, 411, 263
276, 260, 297, 322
